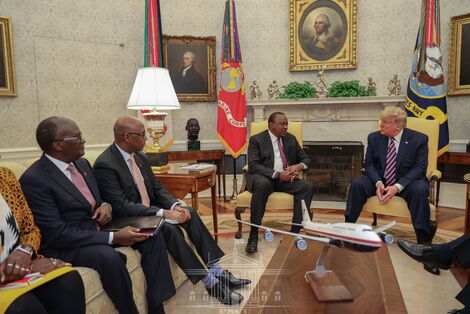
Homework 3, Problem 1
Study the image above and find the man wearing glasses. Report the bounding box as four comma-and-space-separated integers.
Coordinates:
19, 116, 175, 314
93, 116, 250, 305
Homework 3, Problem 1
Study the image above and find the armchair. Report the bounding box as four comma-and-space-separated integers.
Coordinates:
234, 120, 303, 238
361, 117, 441, 241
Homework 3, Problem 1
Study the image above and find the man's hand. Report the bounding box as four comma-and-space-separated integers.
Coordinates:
375, 182, 385, 203
31, 258, 70, 275
174, 206, 191, 221
380, 185, 399, 205
0, 250, 32, 283
164, 209, 189, 224
92, 203, 112, 226
113, 226, 149, 246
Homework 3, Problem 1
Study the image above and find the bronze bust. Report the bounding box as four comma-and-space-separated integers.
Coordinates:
185, 118, 201, 151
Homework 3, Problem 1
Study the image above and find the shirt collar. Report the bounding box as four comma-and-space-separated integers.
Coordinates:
115, 143, 132, 163
392, 129, 404, 143
268, 130, 280, 144
45, 153, 72, 174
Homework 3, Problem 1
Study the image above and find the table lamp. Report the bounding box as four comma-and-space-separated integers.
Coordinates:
127, 67, 181, 173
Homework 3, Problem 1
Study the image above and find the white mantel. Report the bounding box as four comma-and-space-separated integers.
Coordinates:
247, 95, 406, 146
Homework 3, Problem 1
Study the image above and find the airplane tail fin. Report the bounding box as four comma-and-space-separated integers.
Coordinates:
301, 199, 311, 224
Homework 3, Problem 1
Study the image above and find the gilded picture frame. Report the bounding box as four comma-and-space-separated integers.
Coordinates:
448, 13, 470, 96
0, 16, 16, 97
289, 0, 357, 71
163, 35, 217, 102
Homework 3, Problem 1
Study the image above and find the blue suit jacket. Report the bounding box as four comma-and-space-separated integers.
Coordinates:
19, 154, 109, 260
364, 128, 428, 188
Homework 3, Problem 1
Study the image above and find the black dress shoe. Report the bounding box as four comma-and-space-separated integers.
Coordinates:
397, 240, 453, 270
206, 282, 244, 305
216, 270, 251, 288
245, 237, 258, 253
423, 263, 440, 275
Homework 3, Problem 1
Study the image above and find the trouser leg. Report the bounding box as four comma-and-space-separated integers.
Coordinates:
345, 176, 376, 222
72, 245, 138, 314
401, 179, 431, 240
5, 292, 48, 314
178, 206, 225, 265
248, 174, 275, 237
133, 234, 176, 308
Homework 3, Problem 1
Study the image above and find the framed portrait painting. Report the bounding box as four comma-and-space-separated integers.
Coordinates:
163, 35, 217, 102
289, 0, 357, 71
0, 16, 16, 97
448, 13, 470, 96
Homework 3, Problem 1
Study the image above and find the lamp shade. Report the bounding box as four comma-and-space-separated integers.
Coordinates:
127, 67, 181, 111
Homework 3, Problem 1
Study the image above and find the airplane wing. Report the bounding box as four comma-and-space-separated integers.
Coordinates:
279, 221, 303, 227
373, 221, 396, 234
233, 219, 331, 245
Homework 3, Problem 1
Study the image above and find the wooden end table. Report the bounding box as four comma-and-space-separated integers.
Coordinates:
154, 164, 218, 242
167, 149, 226, 201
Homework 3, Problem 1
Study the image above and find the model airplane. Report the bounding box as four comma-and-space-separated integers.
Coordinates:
235, 200, 396, 253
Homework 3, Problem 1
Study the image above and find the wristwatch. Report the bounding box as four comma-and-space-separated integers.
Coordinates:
16, 244, 34, 257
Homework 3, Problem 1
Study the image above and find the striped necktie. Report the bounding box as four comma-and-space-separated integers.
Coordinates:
385, 137, 397, 187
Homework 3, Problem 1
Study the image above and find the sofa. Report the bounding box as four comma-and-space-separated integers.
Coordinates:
0, 151, 192, 313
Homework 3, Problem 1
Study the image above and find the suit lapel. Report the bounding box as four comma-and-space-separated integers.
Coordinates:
263, 130, 275, 168
134, 153, 153, 198
110, 144, 140, 195
39, 155, 92, 209
379, 134, 388, 172
396, 128, 411, 170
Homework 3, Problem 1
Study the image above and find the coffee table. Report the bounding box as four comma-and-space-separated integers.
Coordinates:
244, 237, 406, 313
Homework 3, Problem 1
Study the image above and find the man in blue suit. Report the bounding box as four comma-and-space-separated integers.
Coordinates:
345, 106, 431, 243
20, 117, 175, 314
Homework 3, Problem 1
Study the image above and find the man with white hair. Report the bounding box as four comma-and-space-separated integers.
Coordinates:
303, 13, 338, 58
171, 51, 206, 94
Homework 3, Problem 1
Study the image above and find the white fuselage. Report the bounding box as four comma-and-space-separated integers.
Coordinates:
303, 222, 383, 248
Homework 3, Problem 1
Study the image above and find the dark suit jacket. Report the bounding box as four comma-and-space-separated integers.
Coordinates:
19, 155, 110, 260
172, 66, 206, 94
247, 130, 310, 189
93, 144, 177, 218
364, 128, 428, 188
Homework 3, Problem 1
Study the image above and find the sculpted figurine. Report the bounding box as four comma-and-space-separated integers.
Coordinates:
185, 118, 201, 151
315, 66, 328, 98
367, 77, 377, 93
267, 80, 280, 99
250, 80, 262, 100
388, 75, 401, 96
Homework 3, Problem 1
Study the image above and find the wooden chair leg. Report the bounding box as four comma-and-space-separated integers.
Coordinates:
234, 207, 247, 239
372, 213, 378, 226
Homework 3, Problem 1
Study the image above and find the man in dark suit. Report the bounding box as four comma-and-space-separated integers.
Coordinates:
345, 106, 430, 244
19, 117, 175, 314
245, 112, 314, 253
171, 51, 206, 94
398, 236, 470, 313
93, 116, 250, 305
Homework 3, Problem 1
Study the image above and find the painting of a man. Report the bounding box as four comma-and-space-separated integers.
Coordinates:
170, 51, 207, 94
299, 3, 347, 61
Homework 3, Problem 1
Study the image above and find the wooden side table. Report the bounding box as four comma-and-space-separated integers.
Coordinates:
168, 150, 226, 201
155, 165, 218, 241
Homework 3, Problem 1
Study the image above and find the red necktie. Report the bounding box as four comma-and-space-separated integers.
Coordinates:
67, 164, 96, 210
129, 154, 150, 207
385, 137, 397, 187
277, 137, 288, 170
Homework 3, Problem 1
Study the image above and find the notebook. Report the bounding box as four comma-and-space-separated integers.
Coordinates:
103, 216, 164, 236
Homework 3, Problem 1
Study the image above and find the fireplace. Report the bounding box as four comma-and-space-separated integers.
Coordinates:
303, 141, 364, 201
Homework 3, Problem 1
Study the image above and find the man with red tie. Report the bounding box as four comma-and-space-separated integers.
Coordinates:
245, 112, 314, 253
344, 107, 432, 260
20, 117, 175, 314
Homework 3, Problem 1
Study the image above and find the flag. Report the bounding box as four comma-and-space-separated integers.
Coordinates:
217, 0, 247, 158
405, 0, 449, 156
141, 0, 174, 150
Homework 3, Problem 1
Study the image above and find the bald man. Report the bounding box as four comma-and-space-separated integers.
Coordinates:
93, 116, 250, 305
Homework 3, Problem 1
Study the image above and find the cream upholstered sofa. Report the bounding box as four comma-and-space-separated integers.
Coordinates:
0, 151, 191, 313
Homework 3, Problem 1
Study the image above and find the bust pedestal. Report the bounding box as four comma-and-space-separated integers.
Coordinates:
187, 140, 200, 151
